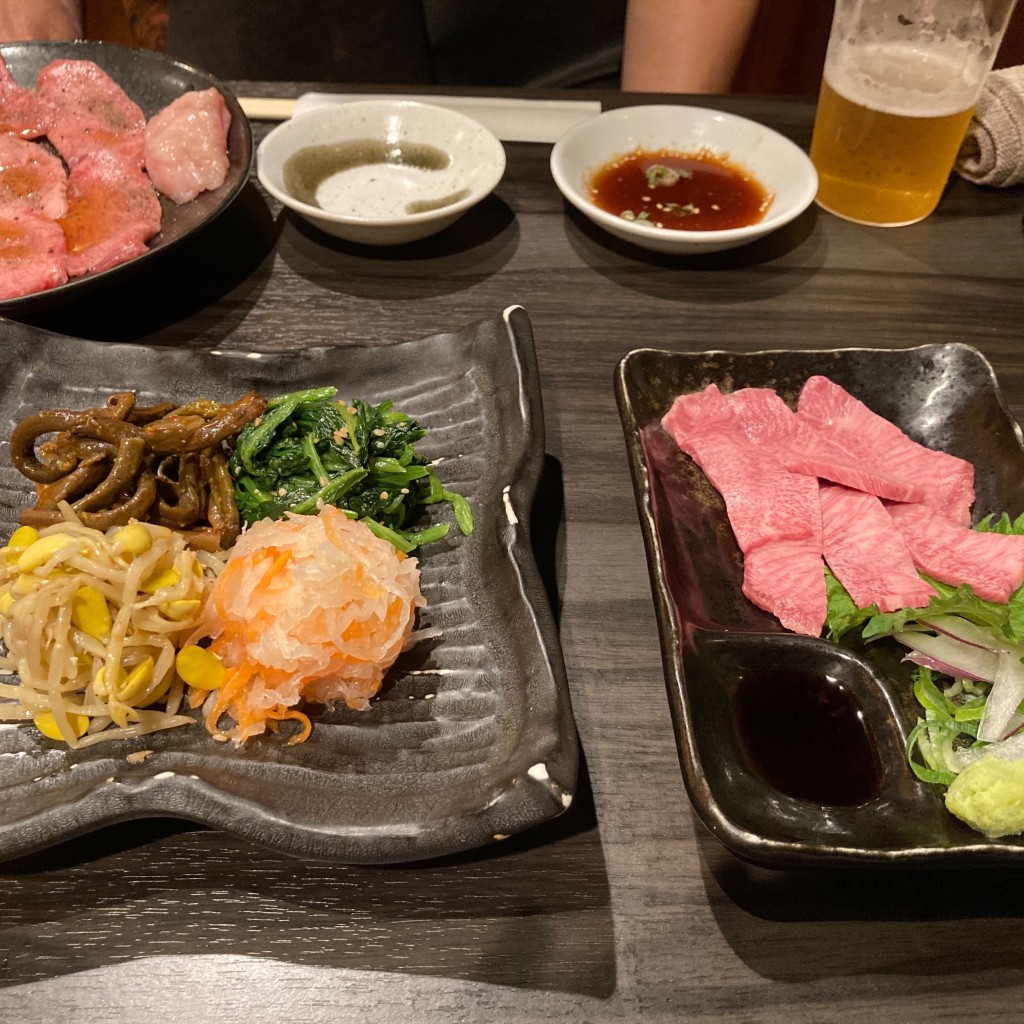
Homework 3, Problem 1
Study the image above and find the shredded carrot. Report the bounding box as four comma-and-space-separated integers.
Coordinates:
190, 507, 423, 745
264, 704, 312, 745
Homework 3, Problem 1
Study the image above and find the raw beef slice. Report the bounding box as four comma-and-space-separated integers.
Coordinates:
662, 384, 827, 635
0, 55, 50, 138
662, 384, 821, 554
819, 484, 936, 613
743, 536, 827, 637
726, 386, 928, 504
0, 135, 68, 218
59, 151, 161, 277
0, 206, 68, 299
887, 502, 1024, 603
144, 87, 231, 204
36, 59, 146, 168
798, 375, 975, 526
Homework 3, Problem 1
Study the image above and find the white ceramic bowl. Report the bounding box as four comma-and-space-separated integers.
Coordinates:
257, 100, 506, 246
550, 105, 818, 255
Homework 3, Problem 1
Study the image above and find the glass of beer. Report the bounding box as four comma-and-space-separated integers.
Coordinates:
810, 0, 1018, 226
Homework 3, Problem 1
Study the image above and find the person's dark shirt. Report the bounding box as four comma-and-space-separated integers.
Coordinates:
166, 0, 626, 88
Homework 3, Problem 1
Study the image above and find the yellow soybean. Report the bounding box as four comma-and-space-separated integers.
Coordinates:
34, 710, 89, 741
176, 645, 224, 690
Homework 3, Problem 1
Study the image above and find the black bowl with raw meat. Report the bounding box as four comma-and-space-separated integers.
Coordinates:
0, 40, 253, 316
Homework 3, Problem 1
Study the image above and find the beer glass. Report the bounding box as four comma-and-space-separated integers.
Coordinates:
809, 0, 1018, 226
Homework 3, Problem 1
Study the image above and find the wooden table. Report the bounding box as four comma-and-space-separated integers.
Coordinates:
4, 86, 1024, 1023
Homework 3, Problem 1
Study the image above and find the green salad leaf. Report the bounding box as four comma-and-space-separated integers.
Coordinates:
823, 567, 875, 641
229, 387, 473, 553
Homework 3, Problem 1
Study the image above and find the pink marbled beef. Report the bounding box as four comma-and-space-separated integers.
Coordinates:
887, 502, 1024, 604
743, 537, 827, 637
0, 206, 68, 299
662, 384, 822, 555
36, 59, 146, 168
819, 484, 936, 613
0, 135, 67, 219
0, 55, 50, 139
662, 383, 827, 635
59, 150, 161, 277
798, 375, 975, 526
727, 386, 928, 504
144, 87, 231, 204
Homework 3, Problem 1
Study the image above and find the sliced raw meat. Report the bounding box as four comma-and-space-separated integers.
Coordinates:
58, 151, 161, 277
0, 206, 68, 299
743, 537, 827, 636
144, 87, 231, 204
0, 135, 68, 218
0, 55, 50, 139
663, 385, 826, 633
819, 484, 936, 612
798, 375, 975, 525
887, 503, 1024, 603
662, 384, 822, 554
36, 59, 145, 168
727, 387, 928, 504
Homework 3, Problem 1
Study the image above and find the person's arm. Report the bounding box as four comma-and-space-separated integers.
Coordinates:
621, 0, 760, 93
0, 0, 82, 41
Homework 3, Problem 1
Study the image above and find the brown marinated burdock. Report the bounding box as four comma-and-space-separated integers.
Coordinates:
10, 390, 267, 549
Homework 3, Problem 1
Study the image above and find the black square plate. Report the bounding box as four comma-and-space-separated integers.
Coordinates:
616, 343, 1024, 868
0, 306, 577, 863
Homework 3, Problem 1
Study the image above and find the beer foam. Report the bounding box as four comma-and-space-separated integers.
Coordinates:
826, 40, 987, 118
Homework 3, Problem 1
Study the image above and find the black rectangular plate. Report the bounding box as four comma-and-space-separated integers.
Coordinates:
0, 305, 578, 863
616, 343, 1024, 868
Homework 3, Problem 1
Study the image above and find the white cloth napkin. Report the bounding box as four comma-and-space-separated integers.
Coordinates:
956, 66, 1024, 187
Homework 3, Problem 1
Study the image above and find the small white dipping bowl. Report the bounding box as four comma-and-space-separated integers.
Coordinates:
550, 105, 818, 255
257, 100, 506, 246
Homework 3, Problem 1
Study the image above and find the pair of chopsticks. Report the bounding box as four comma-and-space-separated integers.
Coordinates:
238, 93, 601, 144
239, 97, 297, 121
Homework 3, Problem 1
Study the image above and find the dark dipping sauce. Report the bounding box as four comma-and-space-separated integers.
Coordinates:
734, 669, 884, 806
588, 147, 772, 231
282, 139, 451, 208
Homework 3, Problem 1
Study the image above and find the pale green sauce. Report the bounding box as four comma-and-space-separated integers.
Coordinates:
283, 139, 452, 210
406, 188, 470, 214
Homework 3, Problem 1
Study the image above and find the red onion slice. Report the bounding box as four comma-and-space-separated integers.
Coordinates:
903, 652, 989, 680
919, 615, 1024, 657
894, 631, 1001, 682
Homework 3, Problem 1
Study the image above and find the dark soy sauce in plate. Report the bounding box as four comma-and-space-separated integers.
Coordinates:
587, 148, 772, 231
734, 669, 883, 806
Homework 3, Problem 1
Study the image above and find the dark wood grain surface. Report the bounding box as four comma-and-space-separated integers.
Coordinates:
4, 86, 1024, 1022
